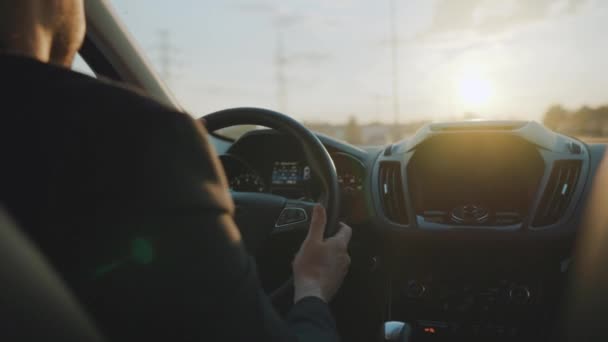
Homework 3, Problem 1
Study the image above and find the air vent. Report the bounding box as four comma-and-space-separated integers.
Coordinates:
379, 161, 409, 225
533, 160, 582, 227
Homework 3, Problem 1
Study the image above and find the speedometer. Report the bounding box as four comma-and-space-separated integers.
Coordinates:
220, 154, 267, 193
339, 172, 363, 192
229, 172, 266, 193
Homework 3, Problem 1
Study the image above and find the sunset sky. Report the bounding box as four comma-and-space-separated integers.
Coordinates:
111, 0, 608, 124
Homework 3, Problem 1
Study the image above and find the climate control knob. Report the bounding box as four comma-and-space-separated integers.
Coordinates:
406, 281, 427, 298
509, 285, 531, 304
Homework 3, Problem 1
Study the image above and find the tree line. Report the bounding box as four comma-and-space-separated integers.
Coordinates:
543, 104, 608, 137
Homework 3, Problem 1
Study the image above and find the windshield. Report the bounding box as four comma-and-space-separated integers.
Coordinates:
111, 0, 608, 145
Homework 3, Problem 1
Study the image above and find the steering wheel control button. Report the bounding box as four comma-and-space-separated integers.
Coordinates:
275, 207, 308, 227
450, 204, 489, 224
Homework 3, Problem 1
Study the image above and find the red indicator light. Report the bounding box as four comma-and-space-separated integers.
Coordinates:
423, 327, 436, 334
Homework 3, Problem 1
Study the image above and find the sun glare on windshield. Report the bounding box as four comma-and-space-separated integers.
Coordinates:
456, 67, 494, 111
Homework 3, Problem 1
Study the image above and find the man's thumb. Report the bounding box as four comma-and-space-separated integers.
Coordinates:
306, 205, 327, 241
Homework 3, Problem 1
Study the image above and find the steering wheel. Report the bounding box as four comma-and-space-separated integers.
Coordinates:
201, 107, 341, 299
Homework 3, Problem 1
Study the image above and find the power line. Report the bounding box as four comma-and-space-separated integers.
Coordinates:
243, 8, 328, 114
389, 0, 401, 129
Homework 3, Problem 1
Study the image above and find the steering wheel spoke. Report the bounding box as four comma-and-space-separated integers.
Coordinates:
231, 192, 313, 238
230, 191, 286, 253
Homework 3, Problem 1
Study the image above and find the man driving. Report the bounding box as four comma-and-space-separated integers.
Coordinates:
0, 1, 352, 341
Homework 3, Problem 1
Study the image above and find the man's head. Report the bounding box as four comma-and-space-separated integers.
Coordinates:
0, 0, 85, 67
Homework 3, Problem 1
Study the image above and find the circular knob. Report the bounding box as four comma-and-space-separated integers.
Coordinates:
509, 286, 531, 304
451, 204, 489, 224
407, 281, 427, 298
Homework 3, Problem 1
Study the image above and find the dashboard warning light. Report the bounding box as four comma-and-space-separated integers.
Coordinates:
423, 327, 436, 334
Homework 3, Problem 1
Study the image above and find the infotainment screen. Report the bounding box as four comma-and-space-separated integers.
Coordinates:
406, 134, 545, 219
272, 161, 311, 185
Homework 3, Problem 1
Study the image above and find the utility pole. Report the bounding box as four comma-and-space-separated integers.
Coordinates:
389, 0, 401, 139
240, 9, 320, 114
275, 28, 288, 113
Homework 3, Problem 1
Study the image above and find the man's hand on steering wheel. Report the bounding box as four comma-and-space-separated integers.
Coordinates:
293, 205, 352, 303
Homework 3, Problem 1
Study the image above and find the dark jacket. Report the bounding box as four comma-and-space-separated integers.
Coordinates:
0, 54, 338, 342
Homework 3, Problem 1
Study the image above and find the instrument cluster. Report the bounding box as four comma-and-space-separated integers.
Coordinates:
220, 150, 368, 223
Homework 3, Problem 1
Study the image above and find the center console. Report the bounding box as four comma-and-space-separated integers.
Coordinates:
387, 249, 567, 341
369, 121, 590, 341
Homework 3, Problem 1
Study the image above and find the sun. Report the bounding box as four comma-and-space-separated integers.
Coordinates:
457, 70, 493, 109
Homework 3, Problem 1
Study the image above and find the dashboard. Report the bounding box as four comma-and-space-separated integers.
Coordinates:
217, 121, 607, 342
219, 122, 601, 233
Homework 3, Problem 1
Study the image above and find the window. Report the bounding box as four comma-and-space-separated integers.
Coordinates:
72, 54, 96, 77
110, 0, 608, 144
